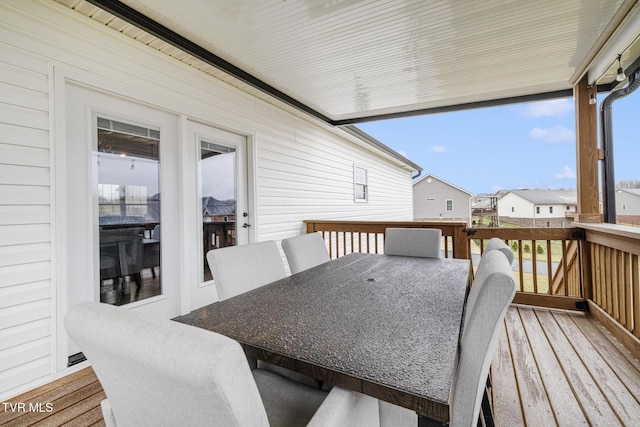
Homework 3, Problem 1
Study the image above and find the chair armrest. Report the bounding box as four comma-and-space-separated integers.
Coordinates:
307, 387, 380, 427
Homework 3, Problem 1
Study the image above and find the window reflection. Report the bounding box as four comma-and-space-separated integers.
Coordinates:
200, 140, 236, 282
95, 118, 161, 305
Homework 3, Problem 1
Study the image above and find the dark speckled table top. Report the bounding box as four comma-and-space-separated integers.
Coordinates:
174, 252, 470, 421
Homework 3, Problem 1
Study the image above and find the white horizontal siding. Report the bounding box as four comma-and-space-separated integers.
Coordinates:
257, 134, 413, 239
0, 2, 53, 400
0, 262, 51, 289
0, 357, 51, 396
498, 193, 534, 218
0, 0, 414, 399
0, 123, 49, 149
0, 318, 51, 351
0, 205, 50, 226
0, 337, 51, 372
617, 192, 640, 215
0, 243, 51, 267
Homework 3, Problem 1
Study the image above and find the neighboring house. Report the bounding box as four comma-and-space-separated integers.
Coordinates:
0, 1, 421, 400
616, 188, 640, 225
413, 174, 473, 222
202, 197, 236, 223
471, 195, 499, 227
497, 190, 577, 227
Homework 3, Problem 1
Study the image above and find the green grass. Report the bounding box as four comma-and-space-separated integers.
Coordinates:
509, 240, 564, 264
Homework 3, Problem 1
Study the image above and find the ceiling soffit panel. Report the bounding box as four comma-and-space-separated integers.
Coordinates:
70, 0, 630, 124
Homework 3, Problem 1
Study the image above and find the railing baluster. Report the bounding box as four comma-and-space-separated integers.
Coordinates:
561, 240, 568, 297
617, 250, 625, 325
624, 252, 631, 330
633, 254, 639, 339
532, 239, 538, 294
444, 237, 449, 259
546, 240, 553, 295
606, 247, 613, 316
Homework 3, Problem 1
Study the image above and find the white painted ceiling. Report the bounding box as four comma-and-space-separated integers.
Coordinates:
60, 0, 640, 124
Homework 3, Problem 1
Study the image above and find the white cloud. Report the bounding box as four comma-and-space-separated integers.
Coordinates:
554, 166, 576, 180
524, 99, 573, 118
529, 125, 574, 143
429, 145, 446, 153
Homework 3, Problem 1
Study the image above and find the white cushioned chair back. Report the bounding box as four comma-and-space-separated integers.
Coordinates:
207, 240, 287, 301
64, 302, 269, 427
483, 237, 514, 264
282, 233, 331, 274
452, 250, 516, 426
464, 240, 515, 332
384, 228, 442, 258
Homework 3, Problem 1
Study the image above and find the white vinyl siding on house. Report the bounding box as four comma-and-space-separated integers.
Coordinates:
0, 36, 54, 395
0, 0, 414, 399
616, 190, 640, 217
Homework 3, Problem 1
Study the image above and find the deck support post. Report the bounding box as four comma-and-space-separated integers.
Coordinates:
573, 75, 602, 223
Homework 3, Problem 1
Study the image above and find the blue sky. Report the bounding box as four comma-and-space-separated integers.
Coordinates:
357, 92, 639, 195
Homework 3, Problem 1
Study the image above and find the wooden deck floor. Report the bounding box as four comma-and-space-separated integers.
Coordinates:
492, 305, 640, 426
2, 305, 639, 426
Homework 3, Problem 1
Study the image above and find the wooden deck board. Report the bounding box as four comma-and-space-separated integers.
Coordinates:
553, 311, 640, 425
490, 323, 525, 426
519, 306, 588, 425
502, 307, 557, 425
2, 306, 639, 426
535, 307, 621, 425
492, 305, 640, 426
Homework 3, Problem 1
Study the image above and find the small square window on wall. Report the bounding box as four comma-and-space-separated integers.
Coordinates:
353, 165, 368, 202
446, 199, 454, 211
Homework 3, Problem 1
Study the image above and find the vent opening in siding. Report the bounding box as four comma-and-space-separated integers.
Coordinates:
68, 352, 87, 367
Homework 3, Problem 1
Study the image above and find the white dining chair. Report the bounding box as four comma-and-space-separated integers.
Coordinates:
483, 237, 515, 264
463, 241, 515, 333
206, 241, 287, 301
65, 302, 380, 427
206, 240, 322, 386
282, 233, 330, 274
380, 250, 516, 426
384, 228, 442, 258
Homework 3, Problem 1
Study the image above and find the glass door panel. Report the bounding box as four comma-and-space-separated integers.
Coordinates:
200, 140, 236, 282
94, 117, 161, 305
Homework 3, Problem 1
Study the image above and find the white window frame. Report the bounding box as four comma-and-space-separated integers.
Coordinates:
353, 165, 368, 203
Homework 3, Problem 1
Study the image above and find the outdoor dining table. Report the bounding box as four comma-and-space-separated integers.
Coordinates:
174, 252, 471, 424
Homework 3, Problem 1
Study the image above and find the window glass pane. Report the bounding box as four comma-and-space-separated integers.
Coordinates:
354, 166, 368, 201
95, 118, 161, 306
354, 166, 367, 184
201, 140, 236, 282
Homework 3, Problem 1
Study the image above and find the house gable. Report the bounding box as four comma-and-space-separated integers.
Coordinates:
413, 174, 473, 221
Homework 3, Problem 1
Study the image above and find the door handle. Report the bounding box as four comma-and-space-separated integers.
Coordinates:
242, 223, 251, 228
